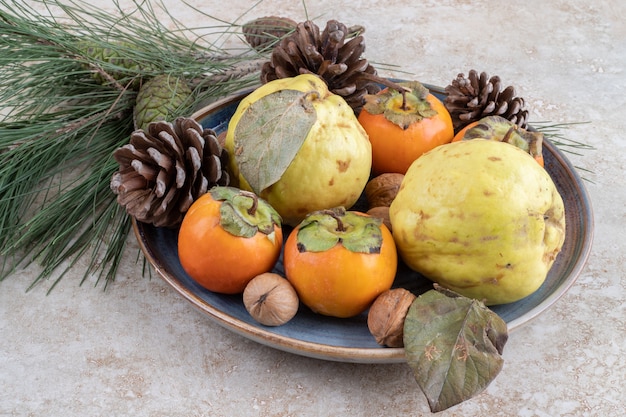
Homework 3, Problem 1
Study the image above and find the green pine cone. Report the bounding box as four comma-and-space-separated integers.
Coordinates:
133, 74, 193, 130
78, 41, 154, 88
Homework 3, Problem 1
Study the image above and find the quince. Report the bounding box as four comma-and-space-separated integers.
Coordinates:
390, 139, 566, 305
224, 74, 372, 226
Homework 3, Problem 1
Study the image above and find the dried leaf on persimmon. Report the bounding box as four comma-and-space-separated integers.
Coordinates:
403, 286, 508, 412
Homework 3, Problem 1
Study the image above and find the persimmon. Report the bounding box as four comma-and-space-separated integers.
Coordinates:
452, 116, 544, 167
178, 186, 283, 294
283, 207, 397, 318
358, 81, 454, 175
452, 121, 479, 142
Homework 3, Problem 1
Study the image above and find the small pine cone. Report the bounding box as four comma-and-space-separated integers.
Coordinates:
77, 40, 154, 89
242, 16, 297, 51
444, 70, 529, 131
110, 117, 230, 228
133, 74, 193, 131
260, 19, 381, 113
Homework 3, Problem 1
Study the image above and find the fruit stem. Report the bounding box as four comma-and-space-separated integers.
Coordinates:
360, 72, 410, 98
502, 126, 517, 143
321, 208, 346, 232
241, 190, 258, 216
401, 89, 408, 111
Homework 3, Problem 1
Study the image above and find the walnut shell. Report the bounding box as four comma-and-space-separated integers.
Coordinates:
365, 173, 405, 208
243, 273, 299, 326
367, 206, 392, 233
367, 288, 416, 347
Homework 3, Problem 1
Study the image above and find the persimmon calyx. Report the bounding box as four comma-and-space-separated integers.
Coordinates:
295, 206, 383, 253
210, 186, 282, 239
362, 81, 438, 130
462, 115, 544, 161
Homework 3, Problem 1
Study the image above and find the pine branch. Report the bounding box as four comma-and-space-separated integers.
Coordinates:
0, 0, 266, 292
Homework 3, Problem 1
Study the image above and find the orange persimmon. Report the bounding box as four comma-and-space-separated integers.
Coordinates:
178, 186, 283, 294
358, 81, 454, 175
452, 116, 544, 167
283, 207, 397, 318
452, 121, 479, 142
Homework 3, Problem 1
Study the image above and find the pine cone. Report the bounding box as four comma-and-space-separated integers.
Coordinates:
77, 40, 154, 89
110, 117, 230, 228
242, 16, 297, 51
260, 19, 381, 113
444, 70, 529, 131
133, 74, 193, 131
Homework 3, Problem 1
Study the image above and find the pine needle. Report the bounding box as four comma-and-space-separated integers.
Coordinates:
533, 121, 595, 182
532, 121, 594, 156
0, 0, 266, 292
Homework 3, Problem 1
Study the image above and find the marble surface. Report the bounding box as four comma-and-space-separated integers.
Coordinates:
1, 0, 625, 416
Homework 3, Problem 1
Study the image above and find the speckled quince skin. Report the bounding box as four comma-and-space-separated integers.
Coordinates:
389, 139, 566, 305
224, 74, 372, 226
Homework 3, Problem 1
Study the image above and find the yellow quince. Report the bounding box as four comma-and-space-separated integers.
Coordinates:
224, 74, 372, 226
390, 139, 566, 305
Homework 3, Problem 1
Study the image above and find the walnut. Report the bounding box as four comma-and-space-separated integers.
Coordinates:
365, 173, 404, 208
367, 206, 392, 233
367, 288, 416, 347
243, 273, 299, 326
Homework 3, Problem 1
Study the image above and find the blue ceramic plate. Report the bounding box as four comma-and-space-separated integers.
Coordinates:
132, 85, 594, 363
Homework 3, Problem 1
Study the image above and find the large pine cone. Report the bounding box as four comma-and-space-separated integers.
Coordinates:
444, 70, 529, 131
260, 19, 380, 113
110, 117, 229, 228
